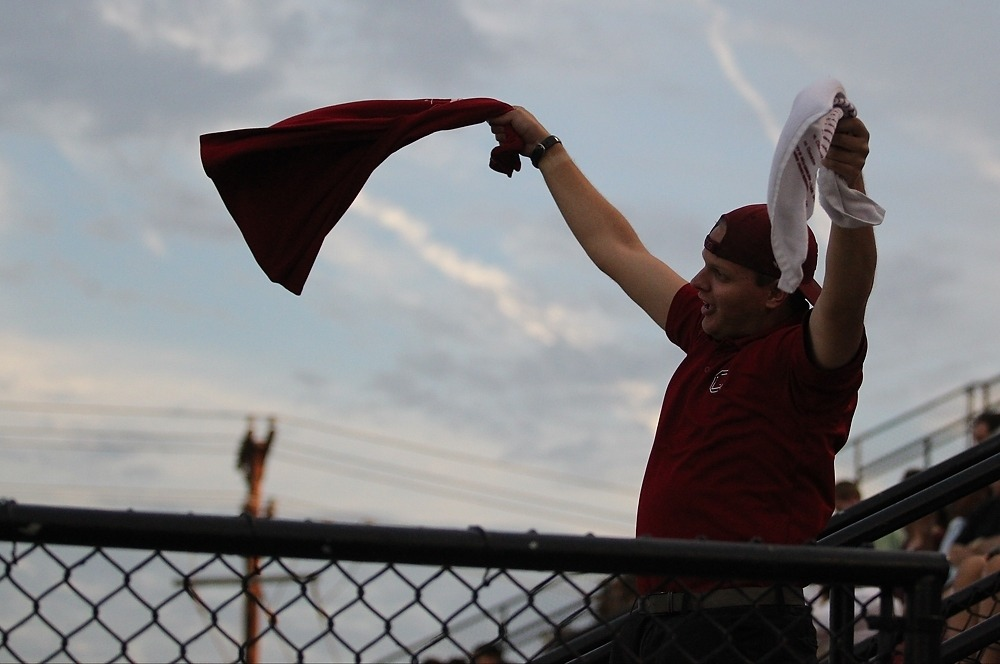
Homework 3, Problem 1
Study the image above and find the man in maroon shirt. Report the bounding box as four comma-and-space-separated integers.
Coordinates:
489, 107, 876, 662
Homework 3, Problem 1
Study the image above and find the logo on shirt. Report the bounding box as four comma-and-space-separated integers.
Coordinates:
709, 369, 729, 394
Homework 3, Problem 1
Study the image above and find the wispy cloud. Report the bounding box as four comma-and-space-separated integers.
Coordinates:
700, 0, 781, 143
351, 193, 601, 349
699, 0, 834, 240
97, 0, 271, 73
953, 129, 1000, 185
611, 379, 661, 437
0, 159, 12, 233
142, 228, 168, 257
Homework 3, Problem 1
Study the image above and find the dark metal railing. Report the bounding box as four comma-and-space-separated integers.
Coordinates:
819, 431, 1000, 663
0, 500, 949, 663
823, 431, 1000, 542
821, 431, 1000, 547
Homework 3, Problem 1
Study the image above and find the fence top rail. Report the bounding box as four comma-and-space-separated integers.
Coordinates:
0, 500, 947, 587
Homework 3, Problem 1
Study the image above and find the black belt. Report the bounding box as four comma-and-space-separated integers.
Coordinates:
636, 586, 805, 614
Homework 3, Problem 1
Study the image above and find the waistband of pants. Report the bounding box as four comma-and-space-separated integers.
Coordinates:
635, 586, 805, 614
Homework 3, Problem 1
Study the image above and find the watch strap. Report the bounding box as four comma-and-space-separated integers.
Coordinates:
530, 135, 562, 168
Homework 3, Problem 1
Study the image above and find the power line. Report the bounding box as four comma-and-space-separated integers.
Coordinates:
0, 399, 636, 529
0, 400, 256, 421
0, 481, 241, 510
0, 423, 233, 444
280, 413, 633, 495
0, 401, 630, 495
0, 424, 630, 519
0, 439, 230, 457
277, 442, 632, 529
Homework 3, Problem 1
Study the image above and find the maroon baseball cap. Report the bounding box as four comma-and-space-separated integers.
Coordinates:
703, 203, 821, 305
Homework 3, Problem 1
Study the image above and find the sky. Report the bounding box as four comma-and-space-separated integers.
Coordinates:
1, 0, 999, 539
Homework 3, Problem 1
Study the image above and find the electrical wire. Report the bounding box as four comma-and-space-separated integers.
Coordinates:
0, 399, 637, 530
280, 413, 633, 495
276, 443, 631, 529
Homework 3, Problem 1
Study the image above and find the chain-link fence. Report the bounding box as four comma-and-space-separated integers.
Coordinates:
0, 500, 953, 663
1, 542, 627, 662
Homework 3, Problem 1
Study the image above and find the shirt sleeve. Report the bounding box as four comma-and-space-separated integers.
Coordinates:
777, 312, 866, 421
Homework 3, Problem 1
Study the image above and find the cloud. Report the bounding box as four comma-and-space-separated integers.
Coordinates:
350, 192, 603, 349
3, 0, 1000, 530
950, 127, 1000, 186
0, 1, 280, 140
700, 0, 781, 143
612, 379, 662, 437
0, 331, 236, 407
141, 228, 167, 257
699, 0, 838, 246
0, 158, 13, 233
97, 0, 276, 73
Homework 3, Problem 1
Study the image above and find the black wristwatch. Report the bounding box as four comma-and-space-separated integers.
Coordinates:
530, 135, 562, 168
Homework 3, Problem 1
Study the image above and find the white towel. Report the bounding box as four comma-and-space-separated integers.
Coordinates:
767, 78, 883, 295
818, 168, 886, 230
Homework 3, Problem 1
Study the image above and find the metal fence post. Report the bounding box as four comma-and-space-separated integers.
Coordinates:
874, 586, 898, 663
828, 584, 856, 664
904, 573, 943, 664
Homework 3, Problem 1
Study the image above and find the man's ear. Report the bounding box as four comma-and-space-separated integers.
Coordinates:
765, 285, 790, 310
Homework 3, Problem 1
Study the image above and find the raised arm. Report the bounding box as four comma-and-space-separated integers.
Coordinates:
808, 116, 878, 369
490, 107, 687, 328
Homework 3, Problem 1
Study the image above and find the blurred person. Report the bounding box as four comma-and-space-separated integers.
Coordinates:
489, 93, 879, 663
835, 480, 862, 513
942, 410, 1000, 650
947, 411, 1000, 566
875, 469, 945, 552
902, 506, 945, 553
937, 412, 1000, 581
972, 410, 1000, 446
471, 642, 505, 664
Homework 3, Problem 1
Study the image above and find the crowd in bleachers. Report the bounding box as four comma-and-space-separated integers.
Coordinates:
832, 409, 1000, 662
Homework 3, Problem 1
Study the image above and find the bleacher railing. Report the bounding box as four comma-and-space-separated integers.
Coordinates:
845, 373, 1000, 490
824, 431, 1000, 663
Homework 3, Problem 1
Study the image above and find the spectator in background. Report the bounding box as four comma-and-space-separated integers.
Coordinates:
874, 469, 946, 552
471, 642, 505, 664
942, 409, 1000, 647
939, 487, 991, 564
834, 480, 862, 513
900, 469, 945, 552
947, 412, 1000, 565
972, 410, 1000, 446
937, 411, 1000, 577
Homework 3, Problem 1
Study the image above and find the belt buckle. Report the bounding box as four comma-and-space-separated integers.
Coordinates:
664, 591, 689, 612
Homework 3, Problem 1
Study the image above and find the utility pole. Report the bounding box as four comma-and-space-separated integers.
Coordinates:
236, 416, 275, 664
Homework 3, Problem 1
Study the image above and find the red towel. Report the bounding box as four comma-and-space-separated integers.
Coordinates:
200, 97, 522, 294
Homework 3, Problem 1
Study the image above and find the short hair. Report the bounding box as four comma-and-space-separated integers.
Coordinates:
472, 642, 504, 663
973, 410, 1000, 436
834, 480, 861, 502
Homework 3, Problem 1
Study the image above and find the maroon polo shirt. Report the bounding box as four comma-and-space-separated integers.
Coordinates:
636, 284, 864, 593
